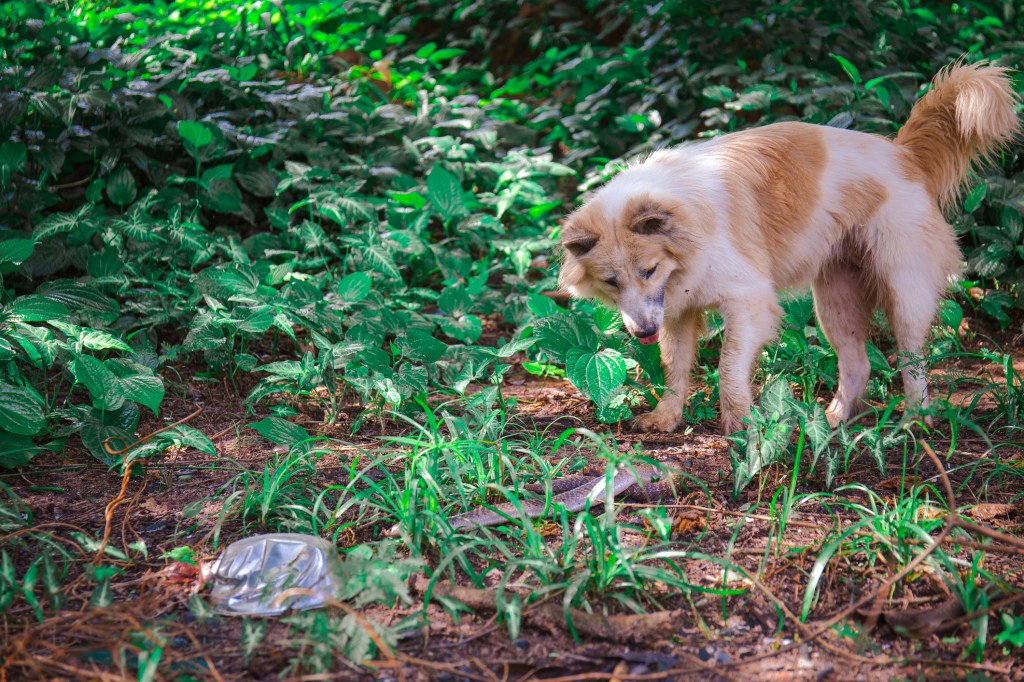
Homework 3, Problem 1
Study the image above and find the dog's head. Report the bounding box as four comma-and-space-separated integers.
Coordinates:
559, 185, 695, 345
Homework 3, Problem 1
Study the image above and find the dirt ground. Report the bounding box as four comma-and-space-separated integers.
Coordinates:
2, 321, 1023, 681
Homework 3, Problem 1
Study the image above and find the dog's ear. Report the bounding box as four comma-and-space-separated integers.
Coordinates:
629, 212, 670, 235
563, 234, 598, 257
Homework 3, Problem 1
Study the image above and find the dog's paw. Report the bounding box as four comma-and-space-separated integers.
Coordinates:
825, 400, 846, 429
632, 410, 681, 433
719, 410, 749, 436
719, 418, 740, 435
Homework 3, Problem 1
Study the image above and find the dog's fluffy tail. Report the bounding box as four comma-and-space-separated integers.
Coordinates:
896, 62, 1020, 211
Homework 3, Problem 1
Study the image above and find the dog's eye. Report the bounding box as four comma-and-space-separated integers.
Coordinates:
603, 276, 619, 289
641, 265, 658, 280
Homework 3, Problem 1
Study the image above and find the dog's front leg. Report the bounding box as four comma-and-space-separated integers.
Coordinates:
718, 295, 781, 434
633, 309, 702, 433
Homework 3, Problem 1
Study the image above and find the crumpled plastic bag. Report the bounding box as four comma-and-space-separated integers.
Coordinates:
205, 533, 343, 616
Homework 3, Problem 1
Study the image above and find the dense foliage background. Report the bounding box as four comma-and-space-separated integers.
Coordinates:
2, 0, 1022, 465
1, 0, 1023, 677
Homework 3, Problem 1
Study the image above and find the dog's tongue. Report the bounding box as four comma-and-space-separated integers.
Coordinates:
637, 332, 659, 345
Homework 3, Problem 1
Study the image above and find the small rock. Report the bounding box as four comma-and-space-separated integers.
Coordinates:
721, 614, 750, 636
697, 646, 732, 664
514, 638, 529, 650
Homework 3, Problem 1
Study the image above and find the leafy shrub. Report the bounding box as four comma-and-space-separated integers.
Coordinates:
1, 0, 1022, 468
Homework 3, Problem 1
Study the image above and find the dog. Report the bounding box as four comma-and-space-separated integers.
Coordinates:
559, 63, 1020, 434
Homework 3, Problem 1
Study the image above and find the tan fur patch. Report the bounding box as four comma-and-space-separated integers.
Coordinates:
716, 123, 827, 276
557, 207, 607, 298
834, 178, 888, 228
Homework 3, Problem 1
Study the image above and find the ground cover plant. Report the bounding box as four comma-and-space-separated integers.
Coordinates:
1, 0, 1024, 679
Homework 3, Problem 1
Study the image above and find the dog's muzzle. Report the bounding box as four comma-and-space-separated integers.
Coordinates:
634, 326, 660, 345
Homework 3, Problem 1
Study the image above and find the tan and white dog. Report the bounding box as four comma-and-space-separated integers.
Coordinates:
559, 63, 1019, 434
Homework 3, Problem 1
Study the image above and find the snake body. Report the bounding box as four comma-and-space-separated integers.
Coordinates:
446, 463, 681, 530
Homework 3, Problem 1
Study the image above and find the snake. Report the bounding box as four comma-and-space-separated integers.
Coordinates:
386, 464, 682, 535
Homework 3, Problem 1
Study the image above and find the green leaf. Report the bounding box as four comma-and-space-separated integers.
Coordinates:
36, 281, 119, 323
76, 329, 133, 352
439, 313, 482, 344
864, 76, 889, 92
939, 299, 963, 331
178, 120, 214, 150
593, 305, 622, 334
829, 53, 861, 85
389, 191, 426, 209
202, 178, 243, 213
337, 271, 372, 303
528, 200, 562, 220
0, 384, 45, 436
415, 42, 437, 59
759, 378, 795, 420
533, 313, 598, 362
565, 348, 627, 408
395, 329, 448, 363
0, 141, 27, 187
494, 336, 536, 357
33, 204, 96, 241
427, 165, 466, 221
527, 293, 564, 319
180, 121, 224, 162
428, 48, 466, 64
866, 342, 891, 371
71, 355, 122, 410
11, 292, 69, 319
119, 374, 164, 414
0, 430, 42, 468
235, 168, 278, 197
200, 163, 234, 185
363, 245, 400, 279
438, 286, 471, 316
158, 425, 216, 454
803, 402, 832, 463
702, 84, 735, 102
249, 417, 309, 446
232, 63, 259, 81
87, 247, 123, 277
0, 239, 35, 265
106, 166, 137, 206
195, 265, 259, 299
498, 591, 523, 640
963, 183, 987, 213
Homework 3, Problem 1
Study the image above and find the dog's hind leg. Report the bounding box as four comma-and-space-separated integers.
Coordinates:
884, 278, 941, 421
634, 308, 702, 433
719, 292, 781, 434
812, 261, 874, 427
878, 214, 958, 423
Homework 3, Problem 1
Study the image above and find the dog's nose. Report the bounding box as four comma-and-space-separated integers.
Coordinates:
634, 325, 660, 345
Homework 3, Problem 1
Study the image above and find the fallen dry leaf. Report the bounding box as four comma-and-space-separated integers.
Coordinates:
966, 503, 1015, 521
140, 497, 169, 515
671, 511, 707, 535
880, 598, 965, 639
879, 475, 922, 490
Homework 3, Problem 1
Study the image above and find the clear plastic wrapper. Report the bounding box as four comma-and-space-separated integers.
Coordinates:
205, 533, 342, 616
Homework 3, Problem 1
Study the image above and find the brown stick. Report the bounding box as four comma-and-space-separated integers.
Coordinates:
94, 408, 204, 564
411, 576, 694, 648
